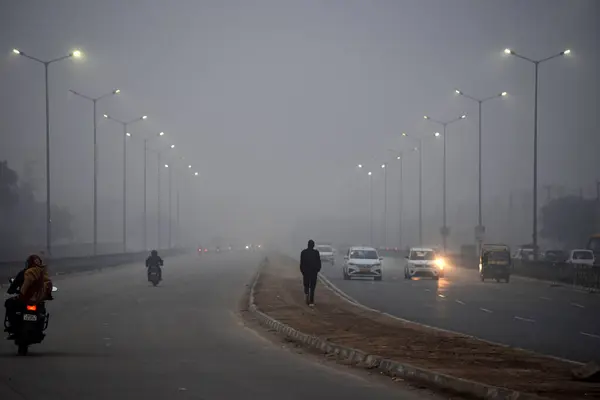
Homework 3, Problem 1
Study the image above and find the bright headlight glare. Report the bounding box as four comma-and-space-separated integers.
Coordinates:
435, 258, 445, 269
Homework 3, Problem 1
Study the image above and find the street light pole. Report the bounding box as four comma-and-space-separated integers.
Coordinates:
387, 151, 404, 250
424, 115, 467, 253
12, 48, 82, 255
454, 89, 507, 253
155, 144, 175, 249
168, 165, 172, 249
141, 131, 164, 251
103, 114, 147, 252
369, 171, 373, 246
69, 89, 120, 255
381, 163, 387, 248
402, 134, 427, 246
504, 47, 570, 259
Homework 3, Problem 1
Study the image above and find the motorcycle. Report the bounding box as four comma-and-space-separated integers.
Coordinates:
148, 266, 161, 286
4, 278, 58, 356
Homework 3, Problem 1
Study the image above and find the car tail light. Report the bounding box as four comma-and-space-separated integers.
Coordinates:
26, 305, 37, 311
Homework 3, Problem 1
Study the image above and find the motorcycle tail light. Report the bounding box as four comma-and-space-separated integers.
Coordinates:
26, 305, 37, 311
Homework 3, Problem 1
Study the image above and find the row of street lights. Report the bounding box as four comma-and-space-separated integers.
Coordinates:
356, 47, 570, 256
11, 47, 199, 255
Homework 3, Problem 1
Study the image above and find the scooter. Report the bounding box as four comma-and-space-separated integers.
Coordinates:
4, 278, 58, 356
148, 266, 161, 286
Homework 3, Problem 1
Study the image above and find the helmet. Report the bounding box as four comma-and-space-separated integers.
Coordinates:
26, 254, 45, 269
151, 250, 158, 256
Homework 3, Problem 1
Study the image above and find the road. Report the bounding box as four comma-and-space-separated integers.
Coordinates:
321, 255, 600, 363
0, 252, 438, 400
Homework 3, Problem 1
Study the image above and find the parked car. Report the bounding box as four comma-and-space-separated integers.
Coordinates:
343, 246, 383, 281
542, 250, 567, 263
566, 249, 595, 266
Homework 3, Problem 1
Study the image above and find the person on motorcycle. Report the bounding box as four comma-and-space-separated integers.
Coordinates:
4, 254, 53, 338
145, 250, 164, 280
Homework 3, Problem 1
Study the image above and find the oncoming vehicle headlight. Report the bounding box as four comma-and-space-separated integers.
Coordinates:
435, 258, 445, 269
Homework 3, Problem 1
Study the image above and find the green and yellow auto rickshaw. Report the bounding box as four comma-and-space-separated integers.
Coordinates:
479, 244, 511, 283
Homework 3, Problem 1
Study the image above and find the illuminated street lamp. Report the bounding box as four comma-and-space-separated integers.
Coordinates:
504, 47, 571, 259
12, 47, 83, 255
69, 88, 120, 255
454, 88, 507, 251
103, 114, 147, 252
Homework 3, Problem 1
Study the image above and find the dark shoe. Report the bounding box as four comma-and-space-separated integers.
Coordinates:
304, 294, 310, 305
7, 333, 16, 340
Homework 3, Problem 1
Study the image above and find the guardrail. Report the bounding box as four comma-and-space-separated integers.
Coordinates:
0, 248, 187, 282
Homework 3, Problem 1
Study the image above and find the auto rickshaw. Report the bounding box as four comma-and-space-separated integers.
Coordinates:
479, 244, 511, 283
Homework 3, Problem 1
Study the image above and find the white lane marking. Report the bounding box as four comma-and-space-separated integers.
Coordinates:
424, 288, 431, 292
479, 308, 493, 313
514, 316, 536, 323
570, 302, 585, 309
455, 300, 465, 305
539, 296, 551, 301
438, 294, 446, 298
580, 332, 600, 340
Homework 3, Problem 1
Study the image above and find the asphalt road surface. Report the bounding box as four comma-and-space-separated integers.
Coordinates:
322, 255, 600, 363
0, 253, 439, 400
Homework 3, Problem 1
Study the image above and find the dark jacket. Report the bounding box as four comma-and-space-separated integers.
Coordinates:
7, 269, 26, 295
300, 248, 321, 276
146, 255, 164, 268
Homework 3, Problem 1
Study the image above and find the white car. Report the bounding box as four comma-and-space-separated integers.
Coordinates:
343, 247, 383, 280
316, 244, 335, 265
566, 249, 595, 266
404, 247, 445, 280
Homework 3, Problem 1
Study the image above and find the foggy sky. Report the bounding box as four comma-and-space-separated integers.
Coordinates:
1, 0, 598, 251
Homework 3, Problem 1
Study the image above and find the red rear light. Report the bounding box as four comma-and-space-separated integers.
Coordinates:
26, 305, 37, 311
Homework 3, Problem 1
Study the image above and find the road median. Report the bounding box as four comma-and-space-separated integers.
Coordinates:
249, 254, 599, 400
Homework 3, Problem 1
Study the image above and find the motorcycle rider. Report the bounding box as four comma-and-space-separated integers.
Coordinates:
145, 250, 164, 280
4, 254, 53, 338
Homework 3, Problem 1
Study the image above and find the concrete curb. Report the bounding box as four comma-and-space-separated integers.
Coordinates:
248, 258, 548, 400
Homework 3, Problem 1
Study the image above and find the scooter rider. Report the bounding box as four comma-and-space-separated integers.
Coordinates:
145, 250, 164, 280
4, 254, 53, 338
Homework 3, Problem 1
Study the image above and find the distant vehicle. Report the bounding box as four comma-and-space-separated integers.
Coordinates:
316, 244, 335, 265
566, 249, 595, 266
343, 246, 383, 281
586, 234, 600, 265
512, 248, 535, 261
479, 243, 511, 283
542, 250, 567, 263
404, 247, 444, 280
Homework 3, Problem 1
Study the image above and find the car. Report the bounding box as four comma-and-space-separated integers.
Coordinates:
316, 244, 335, 265
542, 250, 567, 263
404, 247, 444, 280
566, 249, 595, 266
342, 246, 383, 281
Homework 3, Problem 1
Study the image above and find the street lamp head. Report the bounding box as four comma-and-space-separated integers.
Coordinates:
194, 172, 199, 176
504, 48, 513, 55
460, 114, 467, 119
142, 115, 148, 120
71, 50, 82, 58
188, 165, 192, 169
357, 164, 363, 168
170, 144, 175, 149
381, 164, 386, 169
126, 132, 131, 137
401, 132, 407, 137
113, 89, 121, 94
164, 164, 169, 168
501, 91, 508, 97
455, 89, 462, 95
562, 49, 571, 55
434, 132, 441, 137
368, 171, 372, 176
397, 156, 401, 160
103, 114, 109, 118
159, 131, 165, 136
12, 48, 21, 55
423, 115, 429, 119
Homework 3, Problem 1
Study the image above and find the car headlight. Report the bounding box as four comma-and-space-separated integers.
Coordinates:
435, 258, 445, 270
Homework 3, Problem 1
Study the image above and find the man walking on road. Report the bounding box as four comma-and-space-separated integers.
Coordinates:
300, 239, 322, 307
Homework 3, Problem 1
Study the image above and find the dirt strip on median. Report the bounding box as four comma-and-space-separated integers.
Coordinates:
252, 254, 599, 400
